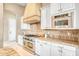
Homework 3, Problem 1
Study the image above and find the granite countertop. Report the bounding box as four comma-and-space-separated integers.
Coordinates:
34, 37, 79, 48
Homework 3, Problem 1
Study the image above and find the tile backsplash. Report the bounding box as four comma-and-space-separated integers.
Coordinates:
45, 29, 79, 42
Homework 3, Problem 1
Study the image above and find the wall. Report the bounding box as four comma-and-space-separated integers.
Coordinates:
4, 3, 25, 16
44, 29, 79, 43
3, 3, 25, 42
24, 23, 44, 37
3, 10, 16, 41
0, 4, 3, 48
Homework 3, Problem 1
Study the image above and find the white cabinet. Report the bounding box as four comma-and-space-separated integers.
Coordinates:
50, 44, 62, 56
39, 41, 51, 56
18, 35, 23, 46
35, 39, 41, 55
60, 3, 75, 12
44, 3, 79, 29
50, 3, 75, 15
46, 5, 52, 29
50, 43, 78, 56
21, 23, 30, 30
35, 39, 50, 56
41, 5, 52, 29
50, 3, 61, 15
35, 38, 79, 56
62, 49, 75, 56
41, 3, 75, 29
62, 45, 76, 56
21, 16, 30, 30
41, 7, 47, 29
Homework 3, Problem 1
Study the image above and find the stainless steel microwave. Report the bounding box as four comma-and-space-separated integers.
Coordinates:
52, 12, 73, 28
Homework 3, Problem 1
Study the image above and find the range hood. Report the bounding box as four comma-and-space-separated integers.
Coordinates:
23, 15, 40, 24
23, 3, 41, 24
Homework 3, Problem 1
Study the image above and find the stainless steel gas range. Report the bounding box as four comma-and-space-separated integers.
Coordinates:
23, 34, 39, 54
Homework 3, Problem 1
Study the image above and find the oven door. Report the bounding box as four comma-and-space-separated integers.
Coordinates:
52, 12, 73, 28
53, 17, 72, 28
23, 39, 35, 52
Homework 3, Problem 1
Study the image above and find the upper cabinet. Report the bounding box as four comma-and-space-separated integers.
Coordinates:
50, 3, 61, 15
41, 3, 79, 29
41, 4, 52, 29
21, 23, 30, 30
41, 7, 47, 29
21, 16, 30, 30
50, 3, 75, 16
60, 3, 75, 12
23, 3, 41, 24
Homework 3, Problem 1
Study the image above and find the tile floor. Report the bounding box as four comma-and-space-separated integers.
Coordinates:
3, 41, 34, 56
0, 48, 19, 56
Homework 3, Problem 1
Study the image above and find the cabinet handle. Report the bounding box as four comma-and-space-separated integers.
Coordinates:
44, 42, 47, 45
58, 50, 62, 53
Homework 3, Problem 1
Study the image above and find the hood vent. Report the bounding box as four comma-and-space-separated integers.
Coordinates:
23, 3, 41, 24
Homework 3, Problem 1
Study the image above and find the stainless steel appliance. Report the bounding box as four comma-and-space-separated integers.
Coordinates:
23, 34, 40, 54
23, 36, 35, 54
52, 12, 74, 28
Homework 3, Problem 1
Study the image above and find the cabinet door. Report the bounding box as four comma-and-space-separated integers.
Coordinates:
21, 23, 30, 30
18, 35, 23, 46
46, 5, 52, 29
41, 5, 51, 29
50, 3, 60, 15
41, 7, 47, 29
35, 39, 51, 56
35, 40, 42, 55
62, 49, 75, 56
39, 42, 51, 56
51, 44, 62, 56
61, 3, 75, 11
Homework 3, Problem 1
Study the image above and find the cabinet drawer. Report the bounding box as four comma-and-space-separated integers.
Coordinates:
63, 45, 76, 51
62, 49, 75, 56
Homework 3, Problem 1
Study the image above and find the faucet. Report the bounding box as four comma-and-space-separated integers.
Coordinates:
45, 32, 50, 38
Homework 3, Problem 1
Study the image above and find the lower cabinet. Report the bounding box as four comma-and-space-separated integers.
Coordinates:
62, 49, 75, 56
50, 44, 62, 56
18, 35, 23, 46
50, 43, 76, 56
35, 39, 51, 56
35, 40, 41, 55
35, 39, 79, 56
39, 42, 51, 56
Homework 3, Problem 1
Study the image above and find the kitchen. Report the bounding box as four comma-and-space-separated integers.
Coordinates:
0, 3, 79, 56
19, 3, 79, 56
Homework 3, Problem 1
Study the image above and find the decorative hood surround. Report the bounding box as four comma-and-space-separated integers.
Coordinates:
23, 3, 41, 24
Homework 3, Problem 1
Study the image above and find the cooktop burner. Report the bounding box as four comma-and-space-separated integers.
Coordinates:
24, 34, 40, 37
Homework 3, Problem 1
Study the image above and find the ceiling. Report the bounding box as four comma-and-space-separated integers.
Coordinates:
16, 3, 26, 7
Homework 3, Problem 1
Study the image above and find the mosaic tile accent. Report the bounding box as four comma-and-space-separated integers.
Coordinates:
46, 29, 79, 43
